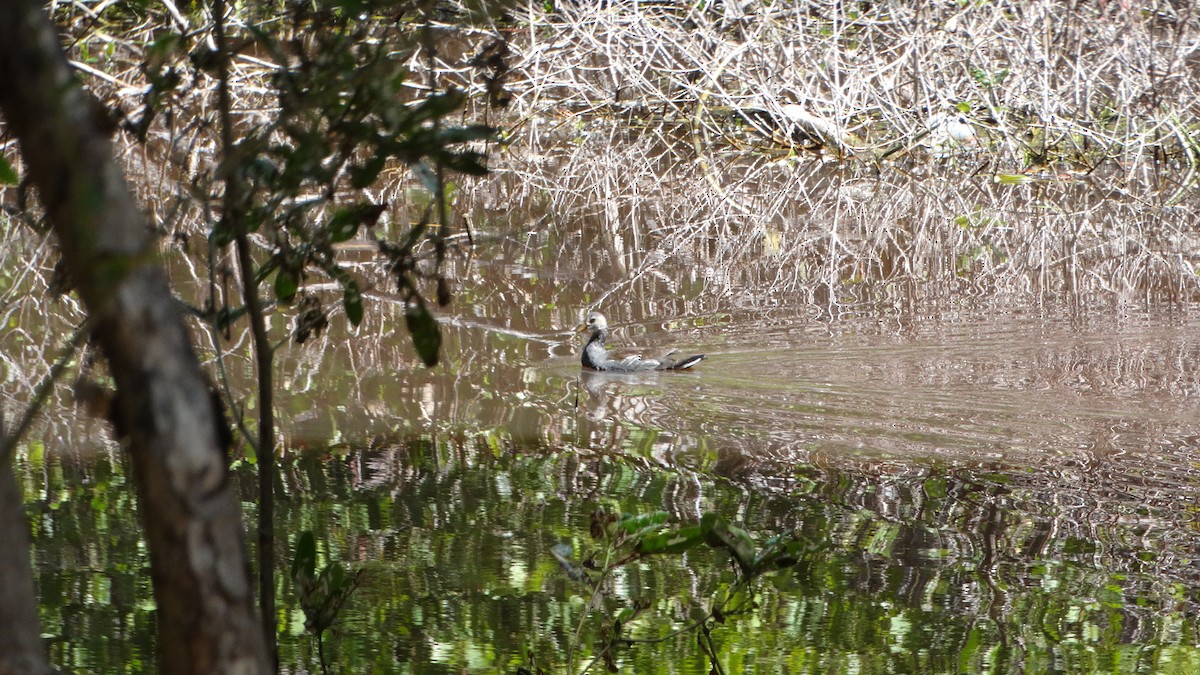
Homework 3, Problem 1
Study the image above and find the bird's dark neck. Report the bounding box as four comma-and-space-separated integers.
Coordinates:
587, 327, 607, 347
582, 328, 608, 369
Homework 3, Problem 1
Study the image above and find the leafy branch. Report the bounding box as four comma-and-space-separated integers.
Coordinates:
550, 510, 821, 674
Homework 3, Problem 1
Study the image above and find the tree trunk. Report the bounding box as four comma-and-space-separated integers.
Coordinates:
0, 2, 272, 673
0, 456, 53, 675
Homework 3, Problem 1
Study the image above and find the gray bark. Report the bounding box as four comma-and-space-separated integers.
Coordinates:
0, 1, 272, 672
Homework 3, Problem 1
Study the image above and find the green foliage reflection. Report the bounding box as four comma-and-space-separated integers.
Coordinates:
19, 442, 1200, 673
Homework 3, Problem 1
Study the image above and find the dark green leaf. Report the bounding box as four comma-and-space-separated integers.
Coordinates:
405, 301, 442, 367
327, 209, 362, 244
619, 511, 670, 535
636, 524, 704, 555
146, 33, 181, 73
291, 531, 317, 585
349, 155, 387, 189
441, 151, 490, 176
327, 203, 386, 243
0, 155, 19, 185
436, 124, 498, 144
408, 89, 467, 125
343, 280, 364, 326
702, 514, 757, 574
274, 269, 299, 303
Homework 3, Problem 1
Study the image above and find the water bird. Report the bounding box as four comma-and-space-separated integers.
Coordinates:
925, 112, 978, 157
735, 103, 854, 155
579, 311, 705, 372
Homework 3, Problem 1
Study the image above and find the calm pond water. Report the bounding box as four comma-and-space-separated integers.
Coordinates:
19, 293, 1200, 673
8, 99, 1200, 674
10, 2, 1200, 668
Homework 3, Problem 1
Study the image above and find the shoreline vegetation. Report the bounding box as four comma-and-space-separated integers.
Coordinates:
4, 3, 1200, 672
1, 2, 1197, 448
10, 1, 1195, 311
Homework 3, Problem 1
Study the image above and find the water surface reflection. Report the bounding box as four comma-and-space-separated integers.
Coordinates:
25, 302, 1200, 672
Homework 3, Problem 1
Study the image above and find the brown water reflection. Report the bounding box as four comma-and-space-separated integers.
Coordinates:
8, 155, 1200, 670
249, 250, 1200, 581
11, 232, 1200, 672
269, 275, 1200, 471
7, 94, 1200, 674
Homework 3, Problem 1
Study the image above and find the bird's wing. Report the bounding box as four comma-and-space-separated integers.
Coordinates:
616, 355, 648, 369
